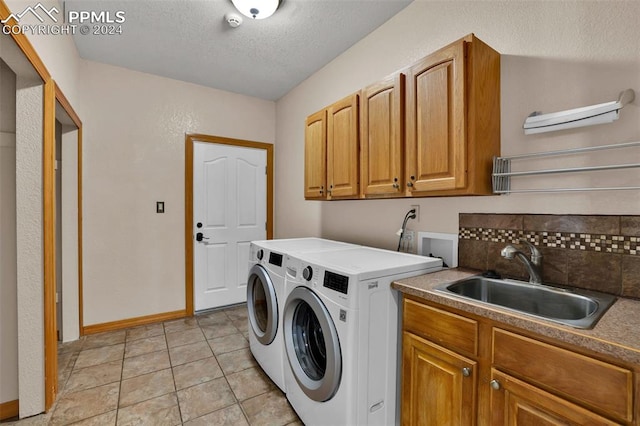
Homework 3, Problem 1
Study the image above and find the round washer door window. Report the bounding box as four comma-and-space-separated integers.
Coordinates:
247, 264, 278, 345
284, 286, 341, 402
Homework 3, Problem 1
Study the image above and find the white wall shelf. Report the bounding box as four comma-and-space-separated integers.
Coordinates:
523, 89, 635, 135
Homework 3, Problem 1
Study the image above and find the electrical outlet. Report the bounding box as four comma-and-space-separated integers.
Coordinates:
404, 230, 415, 241
411, 205, 420, 222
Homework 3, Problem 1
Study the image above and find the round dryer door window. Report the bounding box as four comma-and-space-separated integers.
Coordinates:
284, 286, 341, 402
247, 264, 278, 345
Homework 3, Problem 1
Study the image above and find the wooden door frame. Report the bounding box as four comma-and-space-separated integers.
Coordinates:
185, 133, 274, 316
1, 0, 83, 412
44, 81, 83, 417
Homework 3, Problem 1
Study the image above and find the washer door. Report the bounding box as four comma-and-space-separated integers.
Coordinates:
284, 286, 341, 402
247, 264, 278, 345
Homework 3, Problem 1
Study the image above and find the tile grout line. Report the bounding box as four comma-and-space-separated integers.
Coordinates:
223, 308, 262, 425
44, 307, 289, 426
167, 321, 185, 426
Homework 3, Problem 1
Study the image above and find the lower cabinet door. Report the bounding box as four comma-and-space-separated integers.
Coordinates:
489, 369, 621, 426
401, 331, 477, 426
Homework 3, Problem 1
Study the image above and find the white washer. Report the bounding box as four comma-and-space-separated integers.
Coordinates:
282, 247, 442, 425
247, 238, 359, 393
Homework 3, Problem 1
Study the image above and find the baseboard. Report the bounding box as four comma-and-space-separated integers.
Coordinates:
82, 310, 187, 335
0, 399, 19, 421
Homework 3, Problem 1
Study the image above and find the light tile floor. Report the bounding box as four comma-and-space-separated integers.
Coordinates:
3, 305, 302, 426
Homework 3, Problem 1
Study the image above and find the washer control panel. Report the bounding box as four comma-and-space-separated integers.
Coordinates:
302, 266, 313, 281
268, 251, 283, 267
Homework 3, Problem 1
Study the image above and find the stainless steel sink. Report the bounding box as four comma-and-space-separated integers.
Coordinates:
434, 276, 616, 329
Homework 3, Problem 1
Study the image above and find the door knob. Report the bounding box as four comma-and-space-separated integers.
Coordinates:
196, 232, 209, 242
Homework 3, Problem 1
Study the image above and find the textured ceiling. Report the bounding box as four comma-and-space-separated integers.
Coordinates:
66, 0, 413, 100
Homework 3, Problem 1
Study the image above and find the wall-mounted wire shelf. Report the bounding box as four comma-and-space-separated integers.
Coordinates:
492, 141, 640, 194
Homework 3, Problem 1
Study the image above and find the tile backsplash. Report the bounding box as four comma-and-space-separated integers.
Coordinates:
458, 214, 640, 299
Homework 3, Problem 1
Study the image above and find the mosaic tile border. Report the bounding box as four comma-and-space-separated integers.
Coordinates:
459, 227, 639, 255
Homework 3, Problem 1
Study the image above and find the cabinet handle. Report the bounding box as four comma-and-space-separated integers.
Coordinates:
462, 367, 472, 377
407, 182, 414, 188
393, 183, 399, 189
490, 379, 501, 390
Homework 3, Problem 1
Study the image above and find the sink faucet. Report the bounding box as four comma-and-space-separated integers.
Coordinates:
501, 239, 543, 284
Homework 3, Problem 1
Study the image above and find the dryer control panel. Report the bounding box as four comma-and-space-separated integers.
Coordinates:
324, 271, 349, 295
269, 252, 283, 267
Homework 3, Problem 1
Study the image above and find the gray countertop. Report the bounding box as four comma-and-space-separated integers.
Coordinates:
392, 268, 640, 365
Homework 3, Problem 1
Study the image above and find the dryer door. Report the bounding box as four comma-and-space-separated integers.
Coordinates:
283, 286, 341, 402
247, 264, 278, 345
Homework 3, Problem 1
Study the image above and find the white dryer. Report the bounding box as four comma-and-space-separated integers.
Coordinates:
282, 247, 442, 425
247, 238, 358, 393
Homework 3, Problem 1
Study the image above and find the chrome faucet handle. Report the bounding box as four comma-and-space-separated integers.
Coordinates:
519, 239, 542, 265
500, 245, 518, 259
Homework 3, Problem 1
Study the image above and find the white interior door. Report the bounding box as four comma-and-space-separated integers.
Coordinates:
193, 142, 267, 311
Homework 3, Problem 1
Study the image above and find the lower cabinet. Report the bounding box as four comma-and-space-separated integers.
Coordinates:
400, 295, 637, 426
402, 332, 477, 426
489, 369, 620, 425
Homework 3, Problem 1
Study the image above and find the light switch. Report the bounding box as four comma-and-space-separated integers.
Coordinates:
156, 201, 165, 213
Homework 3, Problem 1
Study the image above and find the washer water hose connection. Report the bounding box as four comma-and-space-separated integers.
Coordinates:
396, 209, 417, 252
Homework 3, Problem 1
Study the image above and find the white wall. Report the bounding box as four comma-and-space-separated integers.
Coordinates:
78, 60, 275, 326
15, 77, 45, 416
61, 128, 79, 342
1, 24, 48, 415
275, 0, 640, 249
0, 60, 18, 406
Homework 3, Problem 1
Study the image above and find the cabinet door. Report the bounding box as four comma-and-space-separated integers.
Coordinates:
489, 370, 620, 426
360, 73, 405, 197
406, 40, 466, 193
402, 332, 477, 426
327, 93, 359, 199
304, 109, 327, 199
492, 328, 633, 423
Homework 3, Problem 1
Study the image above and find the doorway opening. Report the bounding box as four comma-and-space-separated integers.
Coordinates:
54, 90, 83, 345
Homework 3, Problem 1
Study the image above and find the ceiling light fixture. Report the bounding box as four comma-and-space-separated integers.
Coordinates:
231, 0, 280, 20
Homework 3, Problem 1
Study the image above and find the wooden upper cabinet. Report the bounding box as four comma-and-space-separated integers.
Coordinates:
303, 34, 499, 200
406, 41, 465, 193
327, 93, 359, 199
360, 73, 405, 198
405, 33, 500, 196
304, 109, 327, 199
